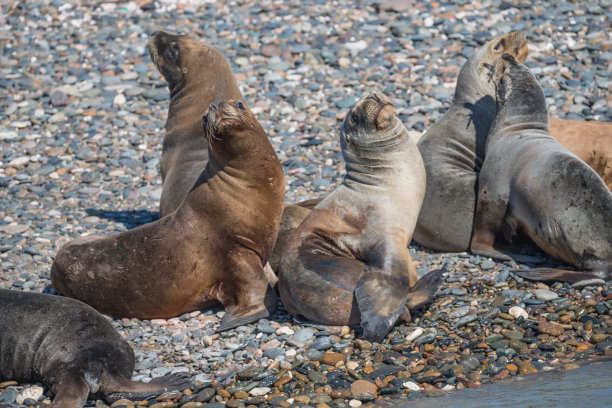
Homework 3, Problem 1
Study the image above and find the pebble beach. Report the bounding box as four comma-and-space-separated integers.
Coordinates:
1, 0, 611, 407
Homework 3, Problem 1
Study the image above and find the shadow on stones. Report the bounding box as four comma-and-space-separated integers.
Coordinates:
85, 208, 159, 230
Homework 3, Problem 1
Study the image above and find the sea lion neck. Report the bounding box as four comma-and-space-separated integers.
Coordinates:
342, 128, 415, 190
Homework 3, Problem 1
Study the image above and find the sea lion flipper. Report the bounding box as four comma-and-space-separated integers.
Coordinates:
104, 373, 190, 403
514, 268, 609, 284
404, 266, 446, 310
216, 284, 278, 332
355, 272, 409, 343
50, 372, 90, 408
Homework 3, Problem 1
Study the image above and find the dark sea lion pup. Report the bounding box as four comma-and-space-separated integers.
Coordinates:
0, 289, 189, 407
279, 93, 444, 342
472, 54, 612, 283
51, 100, 285, 330
413, 31, 528, 252
148, 31, 245, 217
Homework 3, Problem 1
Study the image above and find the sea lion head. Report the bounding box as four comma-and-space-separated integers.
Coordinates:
341, 93, 405, 152
202, 99, 266, 161
477, 30, 528, 85
455, 31, 528, 103
148, 31, 218, 91
491, 54, 548, 127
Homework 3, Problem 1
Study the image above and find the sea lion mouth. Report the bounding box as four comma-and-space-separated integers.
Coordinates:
203, 100, 246, 141
375, 103, 396, 130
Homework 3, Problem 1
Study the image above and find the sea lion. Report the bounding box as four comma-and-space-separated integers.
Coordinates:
471, 54, 612, 283
0, 289, 189, 407
413, 30, 529, 252
51, 100, 285, 330
549, 118, 612, 191
278, 93, 444, 342
148, 31, 244, 217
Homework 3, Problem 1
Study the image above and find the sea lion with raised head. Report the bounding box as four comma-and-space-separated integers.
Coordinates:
148, 31, 245, 217
278, 93, 444, 342
413, 30, 529, 252
51, 100, 285, 330
471, 54, 612, 283
0, 289, 189, 407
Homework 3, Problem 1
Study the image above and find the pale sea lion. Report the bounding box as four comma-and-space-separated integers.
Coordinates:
0, 289, 188, 407
549, 118, 612, 191
413, 30, 529, 252
148, 31, 244, 217
279, 93, 443, 342
471, 54, 612, 283
51, 100, 285, 330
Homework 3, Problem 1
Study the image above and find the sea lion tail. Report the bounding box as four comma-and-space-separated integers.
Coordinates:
514, 268, 610, 284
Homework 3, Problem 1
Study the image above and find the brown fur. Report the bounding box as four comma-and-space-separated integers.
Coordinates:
148, 31, 245, 217
549, 118, 611, 191
51, 101, 285, 330
279, 94, 442, 342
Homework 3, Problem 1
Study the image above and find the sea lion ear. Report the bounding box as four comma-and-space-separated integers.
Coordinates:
501, 53, 516, 64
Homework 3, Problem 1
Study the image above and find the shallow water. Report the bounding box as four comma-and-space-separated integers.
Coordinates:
400, 360, 612, 408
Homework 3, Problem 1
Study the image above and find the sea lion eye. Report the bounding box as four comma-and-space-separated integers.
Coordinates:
235, 101, 246, 111
351, 113, 359, 123
493, 42, 501, 52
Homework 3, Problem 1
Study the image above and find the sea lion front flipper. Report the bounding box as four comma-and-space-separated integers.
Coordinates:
104, 373, 190, 403
514, 268, 609, 284
404, 267, 446, 310
355, 272, 409, 343
217, 284, 278, 332
49, 372, 90, 408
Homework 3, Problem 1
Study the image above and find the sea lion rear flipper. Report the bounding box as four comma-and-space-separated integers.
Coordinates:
514, 268, 609, 284
104, 373, 190, 403
49, 372, 90, 408
355, 272, 409, 343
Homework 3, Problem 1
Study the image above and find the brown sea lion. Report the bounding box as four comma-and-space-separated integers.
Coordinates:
549, 118, 612, 191
278, 93, 444, 342
51, 100, 285, 330
413, 30, 529, 252
471, 54, 612, 283
148, 31, 244, 217
0, 289, 189, 407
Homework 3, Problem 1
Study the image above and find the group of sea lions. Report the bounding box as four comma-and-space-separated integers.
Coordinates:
3, 29, 611, 405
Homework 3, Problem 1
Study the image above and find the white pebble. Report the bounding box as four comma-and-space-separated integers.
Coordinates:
346, 361, 360, 370
276, 326, 295, 335
113, 93, 126, 106
349, 399, 362, 407
403, 381, 421, 391
16, 386, 44, 404
406, 327, 424, 342
8, 156, 30, 167
250, 387, 271, 396
509, 306, 528, 320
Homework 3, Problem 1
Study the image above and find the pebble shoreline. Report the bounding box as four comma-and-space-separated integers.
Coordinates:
1, 0, 611, 407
